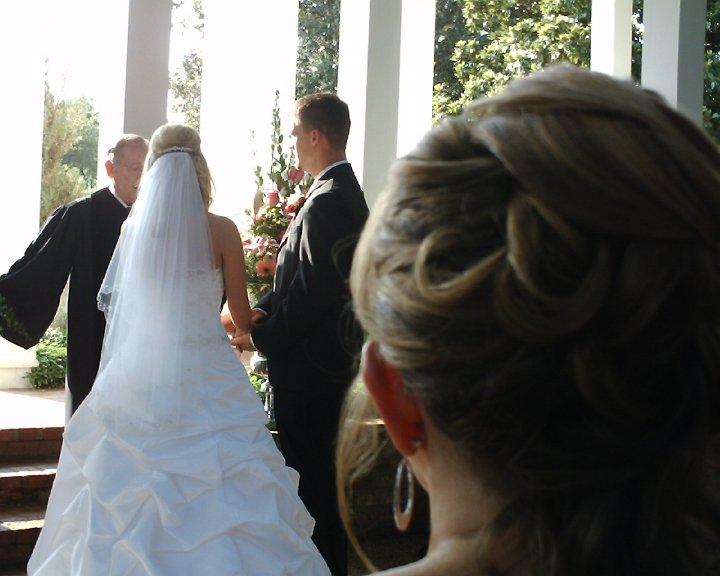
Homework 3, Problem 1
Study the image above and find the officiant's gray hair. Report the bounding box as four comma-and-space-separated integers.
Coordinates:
107, 134, 148, 161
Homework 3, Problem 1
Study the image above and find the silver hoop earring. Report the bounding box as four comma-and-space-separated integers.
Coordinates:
393, 457, 415, 532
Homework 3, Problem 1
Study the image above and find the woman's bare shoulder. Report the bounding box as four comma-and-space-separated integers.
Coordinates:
208, 213, 241, 238
208, 212, 237, 228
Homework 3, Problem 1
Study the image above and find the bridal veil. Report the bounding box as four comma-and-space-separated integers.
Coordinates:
93, 149, 214, 432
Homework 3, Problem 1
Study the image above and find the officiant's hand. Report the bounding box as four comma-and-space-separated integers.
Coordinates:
232, 331, 256, 352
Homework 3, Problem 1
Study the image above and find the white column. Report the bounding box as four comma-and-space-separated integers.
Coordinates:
96, 0, 173, 183
642, 0, 706, 124
200, 1, 298, 222
124, 0, 173, 136
96, 1, 129, 184
0, 5, 45, 388
397, 0, 436, 157
339, 0, 400, 209
339, 0, 435, 208
590, 0, 632, 78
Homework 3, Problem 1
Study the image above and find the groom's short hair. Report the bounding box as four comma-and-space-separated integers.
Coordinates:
295, 93, 350, 151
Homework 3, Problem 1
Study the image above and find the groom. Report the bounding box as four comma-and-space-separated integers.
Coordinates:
235, 93, 368, 575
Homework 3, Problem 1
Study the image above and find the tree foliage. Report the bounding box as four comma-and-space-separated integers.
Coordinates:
169, 0, 204, 130
704, 1, 720, 140
434, 1, 719, 141
434, 0, 468, 118
169, 1, 720, 141
296, 0, 340, 97
61, 101, 99, 189
41, 85, 98, 223
434, 0, 592, 119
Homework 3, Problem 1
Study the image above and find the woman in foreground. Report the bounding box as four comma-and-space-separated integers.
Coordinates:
28, 124, 330, 575
339, 64, 720, 575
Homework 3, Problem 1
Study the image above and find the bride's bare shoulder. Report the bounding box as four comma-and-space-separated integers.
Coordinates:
207, 212, 234, 226
207, 213, 240, 235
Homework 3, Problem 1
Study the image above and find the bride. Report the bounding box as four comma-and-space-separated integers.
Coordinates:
27, 124, 331, 575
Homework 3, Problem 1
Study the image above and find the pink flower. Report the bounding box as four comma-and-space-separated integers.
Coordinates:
255, 256, 277, 277
266, 190, 280, 207
247, 236, 278, 253
282, 191, 306, 216
288, 167, 305, 184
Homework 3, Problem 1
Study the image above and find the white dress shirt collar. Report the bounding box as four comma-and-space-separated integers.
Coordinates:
314, 160, 348, 182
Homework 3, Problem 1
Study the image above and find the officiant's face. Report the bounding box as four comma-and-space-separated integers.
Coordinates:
110, 140, 149, 205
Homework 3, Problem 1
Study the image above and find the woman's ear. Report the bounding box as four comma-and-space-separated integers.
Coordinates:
362, 341, 425, 456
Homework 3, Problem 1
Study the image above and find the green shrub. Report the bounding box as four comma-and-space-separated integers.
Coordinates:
26, 329, 67, 389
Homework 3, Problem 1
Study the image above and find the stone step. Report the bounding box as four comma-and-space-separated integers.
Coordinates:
0, 459, 56, 508
0, 428, 63, 462
0, 502, 44, 570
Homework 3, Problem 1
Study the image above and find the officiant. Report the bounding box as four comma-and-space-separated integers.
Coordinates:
0, 134, 149, 418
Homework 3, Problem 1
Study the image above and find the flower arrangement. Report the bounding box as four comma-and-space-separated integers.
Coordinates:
243, 92, 312, 305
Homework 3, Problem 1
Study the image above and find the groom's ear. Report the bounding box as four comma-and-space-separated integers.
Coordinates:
362, 341, 425, 456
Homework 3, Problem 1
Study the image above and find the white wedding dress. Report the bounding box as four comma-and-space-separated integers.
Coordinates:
27, 150, 330, 576
28, 269, 329, 576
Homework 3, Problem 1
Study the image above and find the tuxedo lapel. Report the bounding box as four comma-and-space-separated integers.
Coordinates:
276, 164, 353, 250
277, 177, 328, 250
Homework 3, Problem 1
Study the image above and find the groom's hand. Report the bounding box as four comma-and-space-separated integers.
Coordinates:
251, 308, 267, 328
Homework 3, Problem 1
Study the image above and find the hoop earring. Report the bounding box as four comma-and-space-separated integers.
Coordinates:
393, 457, 415, 532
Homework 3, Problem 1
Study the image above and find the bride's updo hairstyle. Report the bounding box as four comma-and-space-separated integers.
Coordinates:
145, 123, 213, 207
339, 64, 720, 574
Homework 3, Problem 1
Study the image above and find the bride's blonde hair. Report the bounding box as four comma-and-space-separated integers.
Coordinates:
145, 123, 213, 208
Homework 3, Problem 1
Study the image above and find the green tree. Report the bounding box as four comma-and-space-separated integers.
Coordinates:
433, 0, 468, 121
704, 1, 720, 140
296, 0, 341, 97
434, 0, 592, 119
433, 1, 720, 142
167, 1, 720, 140
41, 84, 97, 223
169, 0, 204, 130
61, 97, 99, 188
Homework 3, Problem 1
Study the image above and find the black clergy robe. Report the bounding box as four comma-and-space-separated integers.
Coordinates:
0, 188, 129, 414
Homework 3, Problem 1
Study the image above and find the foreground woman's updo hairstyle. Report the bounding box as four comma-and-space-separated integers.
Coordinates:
338, 64, 720, 574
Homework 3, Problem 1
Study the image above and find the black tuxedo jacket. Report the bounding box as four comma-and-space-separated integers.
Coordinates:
252, 163, 369, 394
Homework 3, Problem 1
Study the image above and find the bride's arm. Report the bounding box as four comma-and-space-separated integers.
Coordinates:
213, 215, 251, 334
